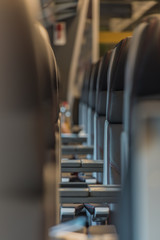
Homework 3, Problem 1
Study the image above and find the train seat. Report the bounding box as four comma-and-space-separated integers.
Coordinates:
101, 37, 130, 225
103, 37, 130, 185
0, 0, 48, 238
87, 60, 101, 146
79, 66, 93, 133
35, 22, 61, 227
120, 15, 160, 240
94, 51, 112, 183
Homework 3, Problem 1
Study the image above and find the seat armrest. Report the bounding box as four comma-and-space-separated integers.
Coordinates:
61, 159, 81, 167
61, 133, 87, 144
61, 145, 94, 155
60, 188, 89, 197
60, 182, 88, 188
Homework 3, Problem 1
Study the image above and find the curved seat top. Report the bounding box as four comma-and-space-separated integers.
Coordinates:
98, 51, 112, 93
106, 37, 131, 123
120, 15, 160, 240
124, 14, 160, 133
35, 23, 59, 123
95, 51, 112, 116
0, 0, 39, 112
0, 0, 46, 194
88, 60, 101, 109
81, 65, 93, 104
129, 15, 160, 97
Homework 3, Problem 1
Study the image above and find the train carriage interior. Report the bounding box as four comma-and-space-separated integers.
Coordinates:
1, 0, 160, 239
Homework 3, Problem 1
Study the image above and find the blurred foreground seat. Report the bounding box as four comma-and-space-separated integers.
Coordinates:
0, 0, 45, 239
0, 1, 60, 239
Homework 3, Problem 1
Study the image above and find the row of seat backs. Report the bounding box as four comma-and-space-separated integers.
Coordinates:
80, 54, 109, 112
80, 39, 127, 120
80, 38, 130, 186
120, 15, 160, 240
79, 33, 131, 186
79, 59, 104, 135
79, 36, 130, 177
87, 36, 130, 121
80, 52, 111, 115
0, 0, 59, 239
86, 38, 130, 184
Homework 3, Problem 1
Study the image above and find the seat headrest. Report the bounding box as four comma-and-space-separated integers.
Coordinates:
88, 60, 101, 109
36, 23, 60, 100
0, 0, 40, 112
81, 65, 93, 104
106, 37, 131, 123
35, 23, 53, 103
90, 60, 101, 92
35, 23, 59, 122
128, 15, 160, 98
95, 51, 112, 115
98, 51, 112, 92
0, 0, 45, 195
110, 37, 131, 91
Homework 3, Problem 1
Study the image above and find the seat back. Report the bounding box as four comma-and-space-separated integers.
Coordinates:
87, 60, 101, 146
79, 66, 92, 132
120, 15, 160, 240
35, 23, 60, 228
96, 52, 112, 117
94, 52, 111, 182
79, 71, 87, 126
103, 38, 130, 185
35, 23, 56, 147
0, 0, 45, 239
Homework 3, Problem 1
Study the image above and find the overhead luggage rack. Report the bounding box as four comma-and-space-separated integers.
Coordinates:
41, 0, 79, 24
